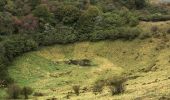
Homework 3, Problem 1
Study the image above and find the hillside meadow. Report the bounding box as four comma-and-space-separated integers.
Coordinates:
1, 32, 170, 99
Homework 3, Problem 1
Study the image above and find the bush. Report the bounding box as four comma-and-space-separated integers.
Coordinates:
151, 26, 159, 33
0, 43, 12, 85
0, 12, 14, 35
28, 0, 41, 8
106, 77, 126, 95
4, 35, 38, 61
0, 35, 38, 84
93, 80, 105, 94
118, 27, 141, 40
72, 85, 80, 96
33, 92, 45, 96
121, 0, 147, 9
139, 32, 151, 40
139, 14, 170, 22
167, 29, 170, 34
76, 5, 100, 40
90, 27, 141, 41
34, 24, 76, 45
21, 86, 33, 99
53, 5, 81, 25
6, 84, 21, 99
0, 0, 6, 11
33, 4, 54, 22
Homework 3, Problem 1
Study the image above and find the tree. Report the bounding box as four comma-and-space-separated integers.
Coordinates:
76, 6, 100, 40
0, 12, 14, 35
134, 0, 146, 9
7, 84, 21, 99
53, 5, 81, 24
33, 4, 54, 22
28, 0, 41, 8
121, 0, 147, 9
13, 14, 39, 33
21, 87, 33, 99
0, 0, 6, 11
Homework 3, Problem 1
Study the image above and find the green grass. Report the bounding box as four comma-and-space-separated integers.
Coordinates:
1, 20, 170, 100
1, 35, 169, 99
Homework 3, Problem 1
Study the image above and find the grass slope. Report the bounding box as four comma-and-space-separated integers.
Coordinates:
1, 21, 170, 99
3, 37, 170, 100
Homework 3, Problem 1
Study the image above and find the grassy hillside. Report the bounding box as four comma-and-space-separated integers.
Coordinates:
0, 20, 169, 99
0, 34, 169, 99
0, 0, 170, 99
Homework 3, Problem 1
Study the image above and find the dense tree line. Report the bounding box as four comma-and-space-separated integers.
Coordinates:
0, 0, 169, 85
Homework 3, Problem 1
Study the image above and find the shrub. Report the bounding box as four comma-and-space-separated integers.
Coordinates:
106, 77, 126, 95
4, 35, 38, 61
34, 24, 76, 45
121, 0, 147, 9
167, 29, 170, 34
53, 5, 81, 25
109, 81, 125, 95
139, 14, 170, 22
33, 4, 54, 22
139, 32, 151, 40
0, 0, 6, 11
33, 92, 45, 96
6, 84, 21, 99
93, 80, 105, 94
13, 14, 39, 33
0, 12, 14, 35
72, 85, 80, 96
21, 86, 33, 99
76, 5, 100, 40
117, 27, 141, 40
28, 0, 41, 8
151, 26, 158, 33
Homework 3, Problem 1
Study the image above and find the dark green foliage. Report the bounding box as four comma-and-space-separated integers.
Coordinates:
134, 0, 147, 9
0, 35, 37, 83
72, 85, 80, 96
53, 5, 81, 25
117, 27, 141, 40
33, 4, 54, 22
145, 5, 169, 15
0, 12, 14, 35
3, 35, 38, 61
76, 6, 100, 40
21, 86, 33, 99
0, 0, 6, 11
6, 85, 33, 99
34, 24, 76, 45
28, 0, 41, 8
7, 84, 21, 99
121, 0, 147, 9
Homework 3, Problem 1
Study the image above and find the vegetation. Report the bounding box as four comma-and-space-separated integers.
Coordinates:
0, 0, 170, 99
6, 84, 33, 99
0, 0, 150, 85
107, 77, 126, 95
93, 80, 105, 94
21, 87, 33, 99
6, 84, 21, 99
72, 85, 80, 96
